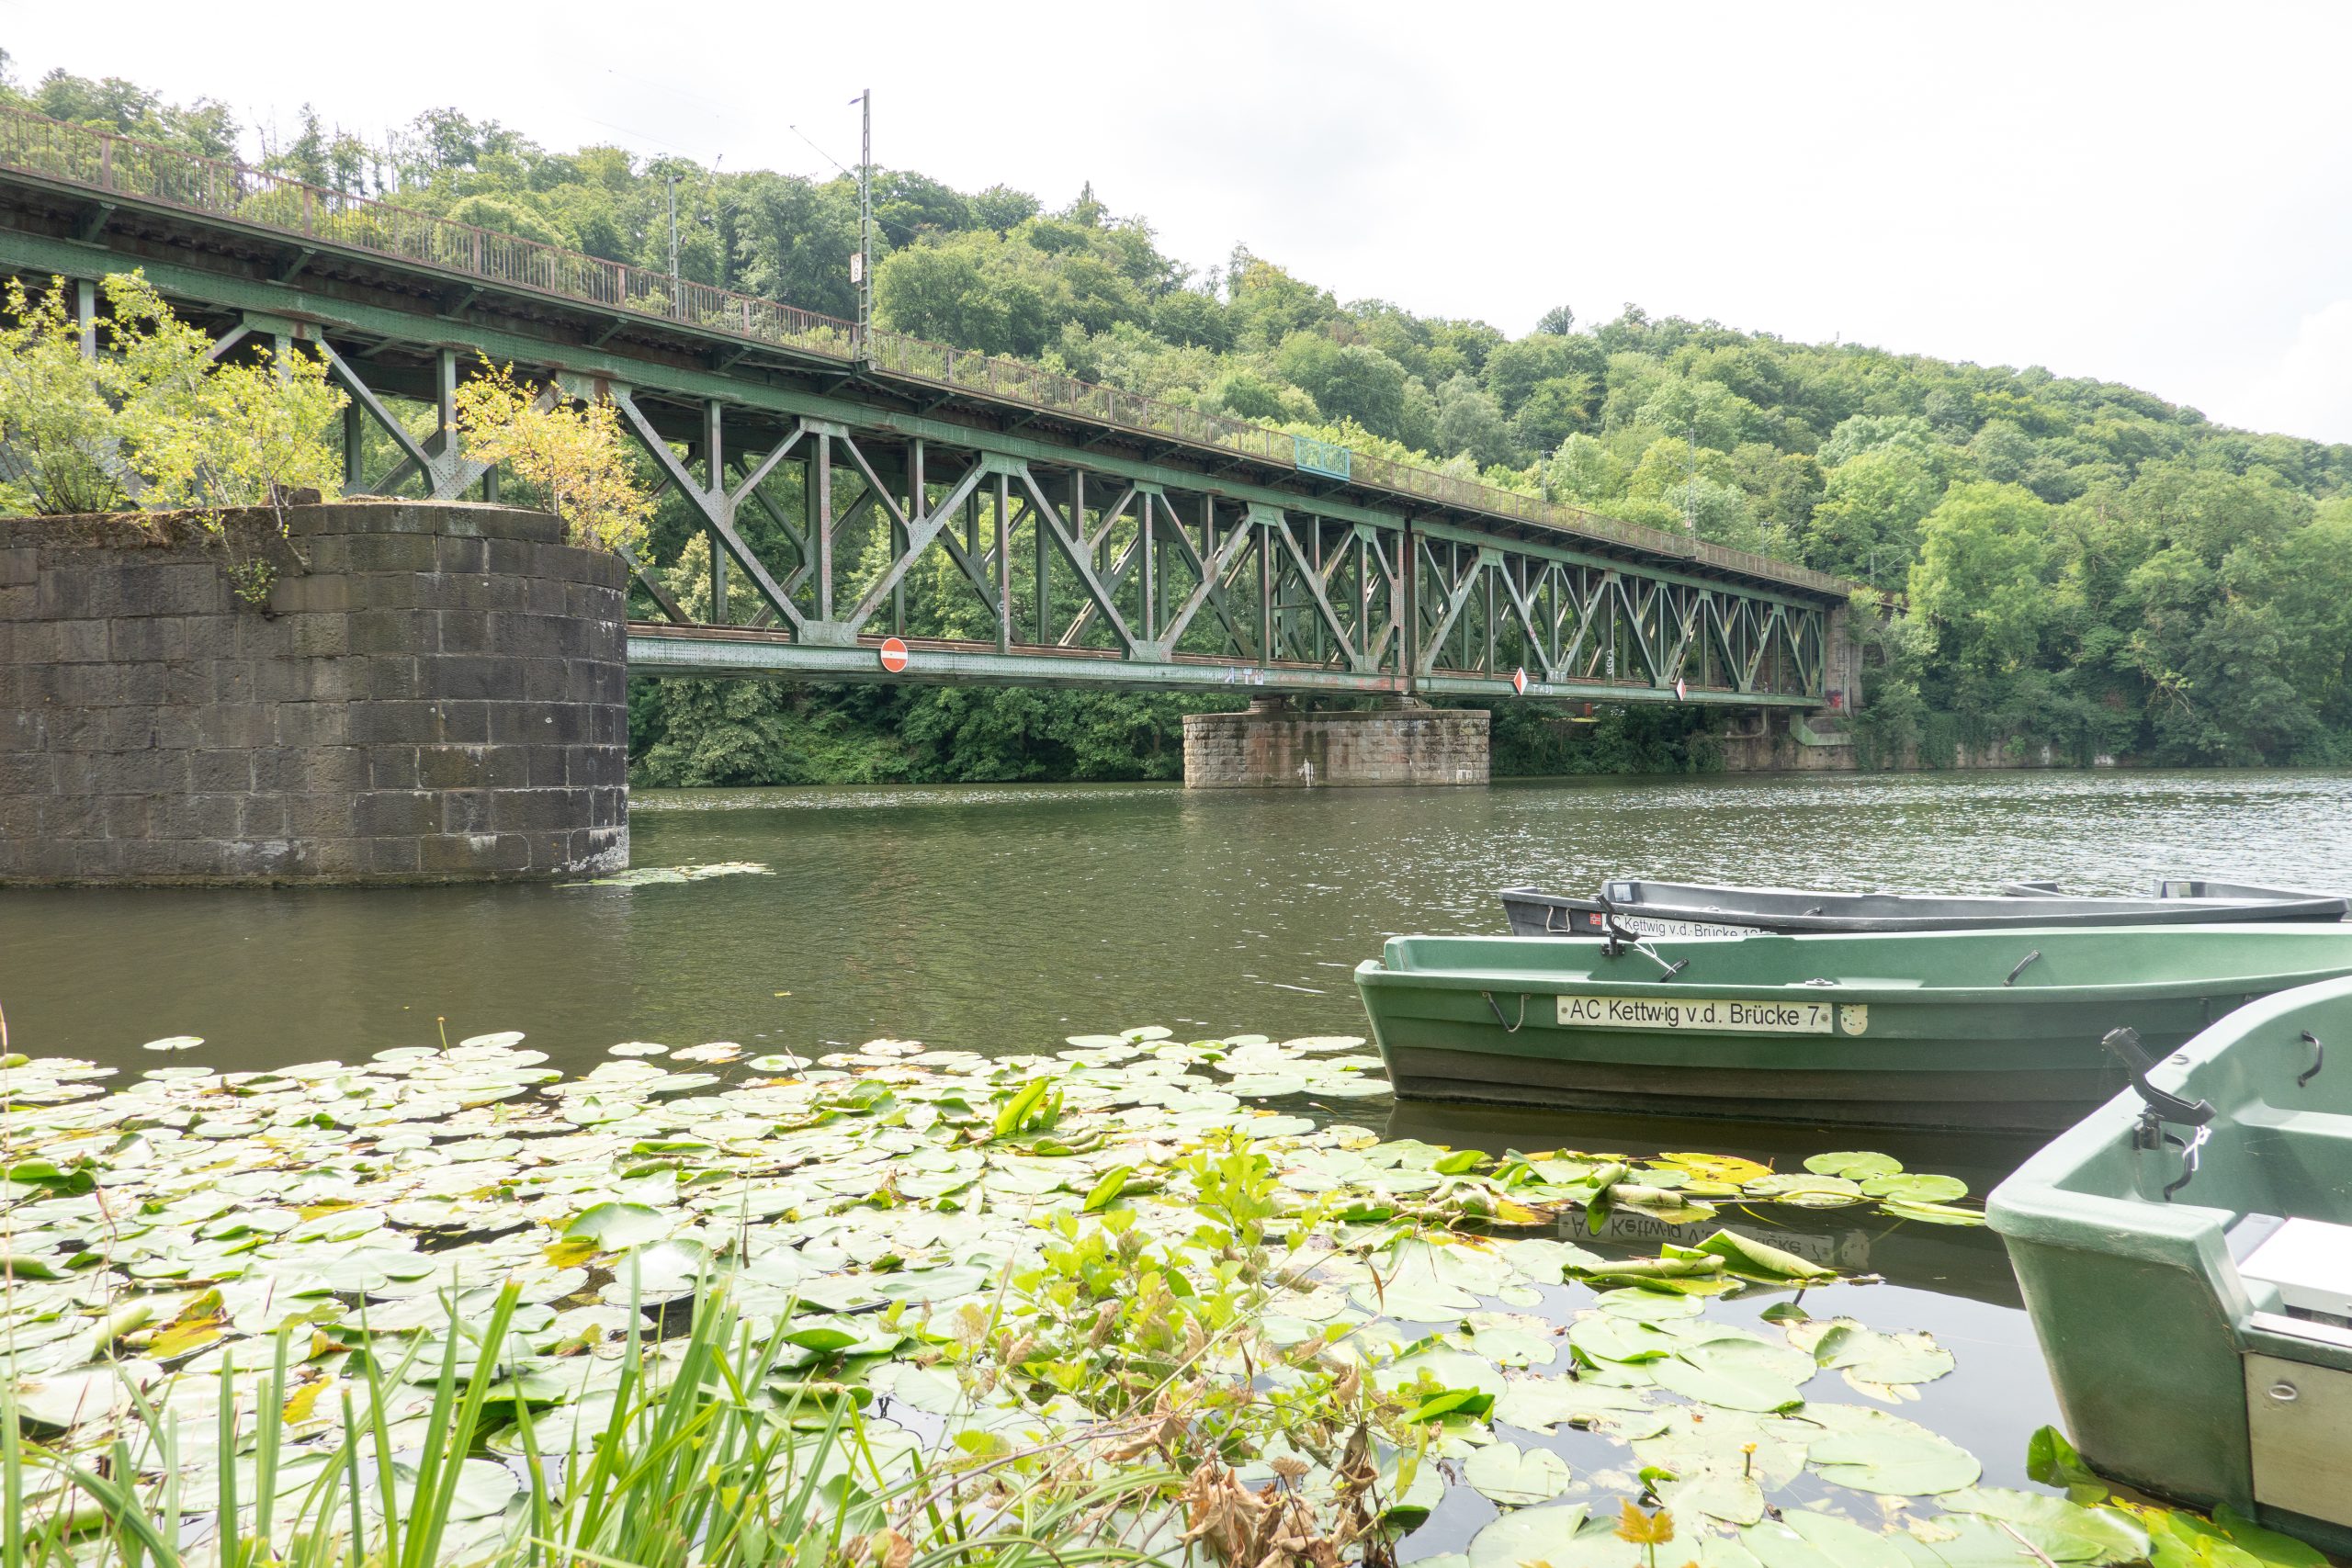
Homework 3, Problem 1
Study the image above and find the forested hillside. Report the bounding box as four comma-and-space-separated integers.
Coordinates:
14, 61, 2352, 776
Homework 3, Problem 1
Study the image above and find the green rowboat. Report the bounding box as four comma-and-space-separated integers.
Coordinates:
1989, 976, 2352, 1555
1353, 924, 2352, 1133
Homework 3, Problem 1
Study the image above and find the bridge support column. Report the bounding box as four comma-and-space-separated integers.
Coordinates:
0, 502, 628, 884
1182, 697, 1487, 789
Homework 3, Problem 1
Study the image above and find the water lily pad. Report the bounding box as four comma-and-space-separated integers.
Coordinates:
1657, 1152, 1777, 1184
1377, 1348, 1509, 1399
1468, 1503, 1598, 1568
1745, 1174, 1864, 1203
1804, 1152, 1903, 1179
1473, 1326, 1560, 1368
1810, 1323, 1956, 1393
1594, 1287, 1705, 1321
140, 1036, 204, 1053
564, 1202, 668, 1250
1808, 1412, 1982, 1495
1493, 1375, 1650, 1432
1937, 1488, 2149, 1563
1861, 1173, 1969, 1203
14, 1361, 159, 1430
1464, 1439, 1572, 1506
1681, 1229, 1839, 1282
1745, 1510, 1910, 1568
1650, 1338, 1813, 1413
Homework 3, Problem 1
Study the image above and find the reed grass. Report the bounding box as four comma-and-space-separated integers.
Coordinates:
1, 1278, 1179, 1568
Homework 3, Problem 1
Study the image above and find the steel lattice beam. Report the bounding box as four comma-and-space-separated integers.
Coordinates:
0, 204, 1838, 709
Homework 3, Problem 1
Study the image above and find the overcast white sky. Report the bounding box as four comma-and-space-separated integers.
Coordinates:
7, 0, 2351, 443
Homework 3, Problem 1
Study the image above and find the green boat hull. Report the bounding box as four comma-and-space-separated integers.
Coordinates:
1989, 976, 2352, 1557
1355, 924, 2352, 1134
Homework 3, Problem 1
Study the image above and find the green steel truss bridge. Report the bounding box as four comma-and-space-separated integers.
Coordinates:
0, 108, 1855, 708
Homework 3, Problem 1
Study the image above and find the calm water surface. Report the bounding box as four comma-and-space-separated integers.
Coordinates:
7, 767, 2346, 1076
7, 766, 2349, 1512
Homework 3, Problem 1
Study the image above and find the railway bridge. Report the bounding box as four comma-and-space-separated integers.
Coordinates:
0, 107, 1861, 788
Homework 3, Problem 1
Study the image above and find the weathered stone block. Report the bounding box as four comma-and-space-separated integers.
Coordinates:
189, 749, 255, 793
2, 502, 626, 885
366, 747, 419, 790
1182, 702, 1490, 788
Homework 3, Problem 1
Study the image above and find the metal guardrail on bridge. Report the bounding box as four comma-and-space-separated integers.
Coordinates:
0, 105, 1851, 599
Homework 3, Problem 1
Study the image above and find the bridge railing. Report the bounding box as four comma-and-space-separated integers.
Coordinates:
0, 107, 859, 362
863, 328, 1296, 466
0, 105, 1851, 597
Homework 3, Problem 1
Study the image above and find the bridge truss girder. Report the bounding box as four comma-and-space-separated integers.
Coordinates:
0, 220, 1833, 708
610, 389, 1827, 707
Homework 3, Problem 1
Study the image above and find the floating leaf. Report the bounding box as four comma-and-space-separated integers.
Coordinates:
1744, 1174, 1863, 1204
1656, 1152, 1776, 1184
564, 1202, 668, 1250
1494, 1374, 1650, 1432
1472, 1325, 1559, 1368
1804, 1152, 1902, 1179
1862, 1174, 1969, 1203
1649, 1339, 1813, 1413
1745, 1509, 1910, 1568
1681, 1229, 1840, 1283
1808, 1413, 1982, 1495
1938, 1487, 2149, 1563
1811, 1324, 1956, 1393
1468, 1504, 1620, 1568
1595, 1287, 1705, 1322
1464, 1439, 1573, 1506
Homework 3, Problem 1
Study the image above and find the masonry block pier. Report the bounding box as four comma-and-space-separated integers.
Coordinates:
0, 502, 628, 885
1183, 697, 1489, 788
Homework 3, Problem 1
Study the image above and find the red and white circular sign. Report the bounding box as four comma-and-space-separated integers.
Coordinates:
878, 637, 910, 674
1511, 667, 1529, 695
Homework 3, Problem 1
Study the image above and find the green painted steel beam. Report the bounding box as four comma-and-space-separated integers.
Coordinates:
628, 629, 1818, 706
1415, 673, 1820, 708
627, 630, 1405, 696
0, 227, 1415, 533
1407, 513, 1833, 612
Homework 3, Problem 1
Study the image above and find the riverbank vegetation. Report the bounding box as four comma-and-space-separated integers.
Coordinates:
0, 269, 652, 582
4, 1030, 2324, 1567
11, 61, 2351, 777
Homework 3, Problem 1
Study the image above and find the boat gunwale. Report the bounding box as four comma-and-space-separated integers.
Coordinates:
1988, 973, 2352, 1235
1495, 885, 2351, 931
1359, 923, 2352, 1006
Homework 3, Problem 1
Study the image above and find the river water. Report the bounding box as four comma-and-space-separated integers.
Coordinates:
6, 767, 2349, 1511
8, 767, 2347, 1077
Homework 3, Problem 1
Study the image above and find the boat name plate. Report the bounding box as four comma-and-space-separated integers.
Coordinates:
1554, 995, 1867, 1035
1594, 914, 1752, 940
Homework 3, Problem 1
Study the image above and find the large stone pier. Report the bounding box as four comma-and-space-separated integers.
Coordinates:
1183, 698, 1489, 788
0, 501, 628, 884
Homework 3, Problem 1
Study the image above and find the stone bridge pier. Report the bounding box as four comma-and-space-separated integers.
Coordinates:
1182, 697, 1489, 788
1, 502, 628, 884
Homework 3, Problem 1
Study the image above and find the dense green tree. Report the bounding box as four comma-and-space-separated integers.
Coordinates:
1803, 447, 1942, 582
1432, 374, 1512, 468
1909, 484, 2057, 677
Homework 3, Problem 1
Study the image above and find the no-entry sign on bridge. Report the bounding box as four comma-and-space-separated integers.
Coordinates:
878, 637, 910, 674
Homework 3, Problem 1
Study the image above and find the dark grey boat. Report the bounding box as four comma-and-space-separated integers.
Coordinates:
1499, 877, 2347, 939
